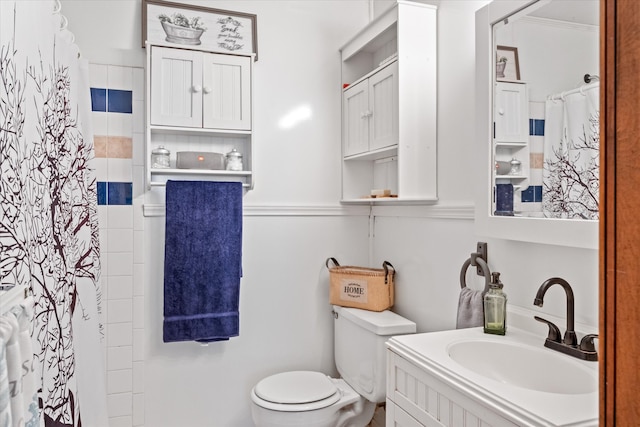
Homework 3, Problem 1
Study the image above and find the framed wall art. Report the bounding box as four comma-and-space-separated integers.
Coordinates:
495, 45, 520, 80
142, 0, 258, 60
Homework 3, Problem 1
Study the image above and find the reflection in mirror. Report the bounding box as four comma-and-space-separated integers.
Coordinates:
491, 0, 599, 220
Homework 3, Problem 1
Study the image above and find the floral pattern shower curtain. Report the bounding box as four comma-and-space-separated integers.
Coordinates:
543, 83, 600, 220
0, 1, 107, 426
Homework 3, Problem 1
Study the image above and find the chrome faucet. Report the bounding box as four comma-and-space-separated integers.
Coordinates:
533, 277, 597, 361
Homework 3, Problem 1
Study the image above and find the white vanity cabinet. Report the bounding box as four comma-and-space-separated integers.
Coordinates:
386, 349, 518, 427
340, 1, 437, 204
343, 61, 398, 157
145, 43, 253, 190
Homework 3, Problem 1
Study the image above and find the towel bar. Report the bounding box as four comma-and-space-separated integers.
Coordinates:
150, 181, 251, 188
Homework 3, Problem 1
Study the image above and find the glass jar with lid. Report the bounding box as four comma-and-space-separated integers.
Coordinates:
508, 157, 521, 175
151, 146, 171, 169
225, 148, 243, 171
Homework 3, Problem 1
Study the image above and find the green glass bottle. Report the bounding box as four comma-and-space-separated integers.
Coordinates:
484, 272, 507, 335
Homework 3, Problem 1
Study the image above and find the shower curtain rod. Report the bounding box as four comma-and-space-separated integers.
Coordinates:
584, 73, 599, 83
547, 80, 599, 102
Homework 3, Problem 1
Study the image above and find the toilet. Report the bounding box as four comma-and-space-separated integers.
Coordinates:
250, 305, 416, 427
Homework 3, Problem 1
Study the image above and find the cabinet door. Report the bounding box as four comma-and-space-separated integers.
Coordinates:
369, 61, 398, 151
151, 47, 203, 128
494, 81, 528, 143
343, 79, 370, 157
202, 54, 252, 130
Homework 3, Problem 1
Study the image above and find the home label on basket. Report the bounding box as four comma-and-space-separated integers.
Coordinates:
340, 278, 368, 303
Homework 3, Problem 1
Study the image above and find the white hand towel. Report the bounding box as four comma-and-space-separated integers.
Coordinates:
456, 287, 485, 329
14, 298, 39, 426
0, 336, 13, 427
0, 314, 23, 427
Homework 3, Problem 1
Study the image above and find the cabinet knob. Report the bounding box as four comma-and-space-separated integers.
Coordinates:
498, 108, 504, 115
203, 86, 212, 94
193, 85, 202, 93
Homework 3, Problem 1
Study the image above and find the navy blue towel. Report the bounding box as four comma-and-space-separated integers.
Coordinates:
163, 180, 243, 343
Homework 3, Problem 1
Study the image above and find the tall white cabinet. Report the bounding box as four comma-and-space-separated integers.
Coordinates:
493, 80, 529, 206
145, 43, 254, 190
340, 1, 437, 204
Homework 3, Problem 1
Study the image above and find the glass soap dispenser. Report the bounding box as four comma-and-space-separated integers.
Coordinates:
484, 272, 507, 335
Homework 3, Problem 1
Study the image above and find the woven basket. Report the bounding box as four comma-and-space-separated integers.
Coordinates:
325, 257, 395, 312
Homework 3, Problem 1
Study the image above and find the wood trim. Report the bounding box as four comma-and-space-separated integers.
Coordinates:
600, 0, 615, 423
602, 0, 640, 423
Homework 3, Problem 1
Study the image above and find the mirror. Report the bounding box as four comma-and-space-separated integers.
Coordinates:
475, 0, 599, 249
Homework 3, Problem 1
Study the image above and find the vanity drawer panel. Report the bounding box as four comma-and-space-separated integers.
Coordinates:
387, 350, 518, 427
386, 400, 424, 427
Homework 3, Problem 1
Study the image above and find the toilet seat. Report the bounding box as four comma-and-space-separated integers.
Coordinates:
252, 371, 341, 412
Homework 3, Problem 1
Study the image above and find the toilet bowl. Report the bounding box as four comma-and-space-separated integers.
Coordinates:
250, 371, 375, 427
250, 306, 416, 427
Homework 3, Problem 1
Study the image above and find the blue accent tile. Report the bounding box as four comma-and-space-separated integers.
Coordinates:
97, 182, 107, 205
107, 182, 133, 205
529, 119, 546, 136
107, 89, 133, 114
90, 88, 107, 112
521, 186, 535, 203
534, 185, 543, 202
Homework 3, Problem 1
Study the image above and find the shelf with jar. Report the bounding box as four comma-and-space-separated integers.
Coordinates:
145, 42, 254, 190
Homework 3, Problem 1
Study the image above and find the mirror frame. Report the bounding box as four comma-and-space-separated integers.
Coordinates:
474, 0, 598, 250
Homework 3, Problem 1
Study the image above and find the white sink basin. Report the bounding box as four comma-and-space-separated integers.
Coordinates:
447, 339, 597, 394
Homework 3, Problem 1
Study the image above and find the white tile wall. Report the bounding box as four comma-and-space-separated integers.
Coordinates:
108, 369, 133, 394
107, 299, 133, 323
108, 323, 133, 347
108, 159, 134, 182
132, 393, 144, 426
108, 276, 134, 300
108, 229, 134, 253
107, 392, 133, 418
107, 346, 133, 371
93, 64, 145, 427
108, 65, 134, 91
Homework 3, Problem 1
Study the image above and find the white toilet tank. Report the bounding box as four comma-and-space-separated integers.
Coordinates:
333, 305, 416, 403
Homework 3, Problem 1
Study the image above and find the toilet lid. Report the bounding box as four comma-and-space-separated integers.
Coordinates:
254, 371, 338, 406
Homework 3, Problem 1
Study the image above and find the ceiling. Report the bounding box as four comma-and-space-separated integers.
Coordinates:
528, 0, 599, 27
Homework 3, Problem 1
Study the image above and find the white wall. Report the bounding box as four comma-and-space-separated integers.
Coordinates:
496, 15, 599, 102
370, 0, 598, 336
61, 0, 600, 425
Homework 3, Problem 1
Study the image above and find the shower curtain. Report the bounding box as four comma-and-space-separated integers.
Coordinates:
0, 1, 108, 426
542, 82, 600, 220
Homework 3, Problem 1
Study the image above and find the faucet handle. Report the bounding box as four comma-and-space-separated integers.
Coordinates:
534, 316, 561, 342
579, 334, 599, 352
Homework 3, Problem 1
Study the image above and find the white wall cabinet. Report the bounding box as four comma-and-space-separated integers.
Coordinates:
339, 1, 437, 204
343, 61, 398, 157
493, 81, 529, 207
151, 46, 251, 130
146, 44, 253, 190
